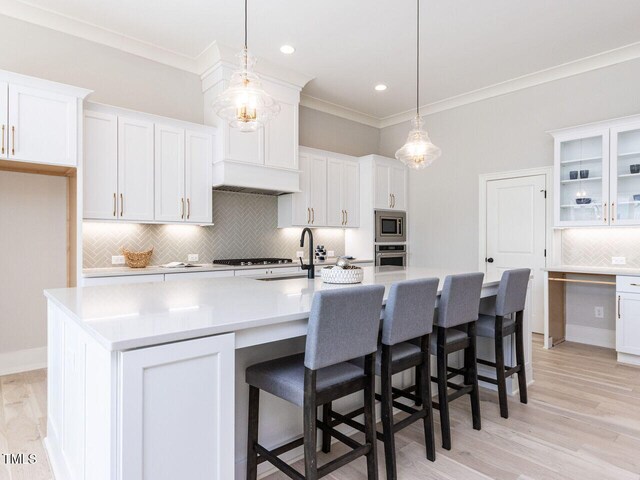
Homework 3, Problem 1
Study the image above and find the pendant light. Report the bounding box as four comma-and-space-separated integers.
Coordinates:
395, 0, 441, 169
212, 0, 280, 132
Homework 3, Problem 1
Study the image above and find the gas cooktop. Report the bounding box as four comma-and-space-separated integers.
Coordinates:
213, 258, 293, 267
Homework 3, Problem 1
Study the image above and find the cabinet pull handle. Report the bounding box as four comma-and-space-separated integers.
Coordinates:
307, 208, 310, 224
393, 194, 396, 208
11, 126, 15, 156
611, 203, 615, 223
120, 194, 124, 216
618, 295, 621, 319
312, 208, 315, 224
1, 125, 4, 155
630, 283, 640, 287
389, 194, 392, 208
181, 198, 185, 219
113, 193, 116, 217
187, 198, 191, 220
603, 203, 607, 223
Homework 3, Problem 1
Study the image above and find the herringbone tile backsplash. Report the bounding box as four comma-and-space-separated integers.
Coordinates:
83, 191, 346, 268
562, 228, 640, 267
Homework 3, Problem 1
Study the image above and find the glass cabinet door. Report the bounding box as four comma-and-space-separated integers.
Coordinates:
556, 132, 609, 226
611, 124, 640, 225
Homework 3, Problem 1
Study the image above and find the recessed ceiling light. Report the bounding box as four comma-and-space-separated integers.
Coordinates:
375, 84, 387, 91
280, 45, 295, 55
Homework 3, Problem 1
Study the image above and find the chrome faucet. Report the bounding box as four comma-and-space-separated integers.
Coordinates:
299, 227, 315, 279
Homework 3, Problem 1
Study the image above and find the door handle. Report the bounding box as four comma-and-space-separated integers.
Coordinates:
120, 194, 124, 216
618, 295, 621, 319
113, 193, 116, 217
187, 198, 191, 220
486, 257, 494, 263
11, 126, 15, 156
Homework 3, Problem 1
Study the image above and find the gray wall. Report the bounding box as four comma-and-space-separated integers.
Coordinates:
299, 106, 379, 156
0, 15, 204, 123
380, 58, 640, 269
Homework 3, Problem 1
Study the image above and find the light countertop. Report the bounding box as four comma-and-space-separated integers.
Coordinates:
545, 265, 640, 276
46, 266, 500, 351
83, 258, 375, 278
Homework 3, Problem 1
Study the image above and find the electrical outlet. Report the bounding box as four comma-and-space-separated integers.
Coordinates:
327, 250, 335, 257
188, 254, 199, 262
595, 306, 604, 319
112, 255, 125, 265
296, 250, 304, 258
612, 257, 626, 265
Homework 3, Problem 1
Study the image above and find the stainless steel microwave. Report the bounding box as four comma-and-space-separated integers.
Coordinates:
375, 210, 406, 243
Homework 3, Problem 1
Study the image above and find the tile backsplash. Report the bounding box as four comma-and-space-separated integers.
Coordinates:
83, 191, 346, 268
561, 228, 640, 267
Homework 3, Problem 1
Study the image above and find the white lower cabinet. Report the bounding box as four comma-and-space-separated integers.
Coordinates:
617, 276, 640, 357
234, 266, 301, 277
120, 333, 235, 480
82, 274, 164, 286
164, 270, 233, 281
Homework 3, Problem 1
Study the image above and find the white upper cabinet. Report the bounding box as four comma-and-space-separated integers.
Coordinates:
265, 98, 298, 170
373, 157, 407, 211
84, 111, 118, 219
8, 84, 78, 166
278, 147, 359, 228
118, 117, 155, 221
0, 82, 8, 160
184, 130, 213, 224
327, 157, 360, 227
552, 115, 640, 227
155, 124, 185, 222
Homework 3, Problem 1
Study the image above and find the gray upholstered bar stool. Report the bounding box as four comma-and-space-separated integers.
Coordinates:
476, 268, 530, 419
430, 272, 484, 451
323, 278, 439, 480
245, 285, 385, 480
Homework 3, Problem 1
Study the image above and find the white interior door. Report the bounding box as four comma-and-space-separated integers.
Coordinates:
485, 174, 547, 333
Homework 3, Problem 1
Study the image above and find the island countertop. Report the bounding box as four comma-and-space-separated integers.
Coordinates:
45, 266, 500, 351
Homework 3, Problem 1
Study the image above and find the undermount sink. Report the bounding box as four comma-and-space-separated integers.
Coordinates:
256, 275, 309, 281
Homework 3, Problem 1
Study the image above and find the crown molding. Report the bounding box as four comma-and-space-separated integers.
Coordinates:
0, 0, 201, 72
299, 95, 381, 128
378, 41, 640, 128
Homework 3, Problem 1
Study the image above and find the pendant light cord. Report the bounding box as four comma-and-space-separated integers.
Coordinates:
416, 0, 420, 118
244, 0, 248, 50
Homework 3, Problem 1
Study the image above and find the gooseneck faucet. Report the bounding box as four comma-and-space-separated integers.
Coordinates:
299, 227, 315, 279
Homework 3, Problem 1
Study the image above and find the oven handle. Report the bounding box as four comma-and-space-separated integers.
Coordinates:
376, 252, 407, 257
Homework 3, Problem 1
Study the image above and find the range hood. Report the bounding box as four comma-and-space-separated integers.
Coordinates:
211, 160, 300, 196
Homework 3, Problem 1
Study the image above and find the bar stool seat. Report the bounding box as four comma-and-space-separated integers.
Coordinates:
246, 353, 366, 407
429, 327, 468, 349
352, 342, 421, 375
476, 314, 515, 337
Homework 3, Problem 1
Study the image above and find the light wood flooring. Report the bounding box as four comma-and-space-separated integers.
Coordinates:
1, 336, 639, 479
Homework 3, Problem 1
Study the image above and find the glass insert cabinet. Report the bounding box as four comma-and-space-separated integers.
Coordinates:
552, 117, 640, 227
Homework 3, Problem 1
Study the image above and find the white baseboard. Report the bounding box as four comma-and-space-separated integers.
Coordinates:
617, 352, 640, 367
0, 346, 47, 376
565, 325, 615, 349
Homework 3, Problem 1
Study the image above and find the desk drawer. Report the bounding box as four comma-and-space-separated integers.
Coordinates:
616, 276, 640, 293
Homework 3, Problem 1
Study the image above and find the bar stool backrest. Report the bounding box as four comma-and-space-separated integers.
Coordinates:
436, 273, 484, 328
381, 278, 439, 346
304, 285, 385, 370
495, 268, 531, 317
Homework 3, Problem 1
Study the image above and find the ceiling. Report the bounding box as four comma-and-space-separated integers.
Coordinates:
6, 0, 640, 125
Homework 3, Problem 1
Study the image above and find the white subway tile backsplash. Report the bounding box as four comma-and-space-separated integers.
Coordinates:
561, 228, 640, 267
83, 191, 346, 268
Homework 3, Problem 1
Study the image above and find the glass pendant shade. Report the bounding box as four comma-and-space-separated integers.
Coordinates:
395, 116, 441, 169
212, 49, 280, 132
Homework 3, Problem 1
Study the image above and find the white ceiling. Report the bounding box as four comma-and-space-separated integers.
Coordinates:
6, 0, 640, 124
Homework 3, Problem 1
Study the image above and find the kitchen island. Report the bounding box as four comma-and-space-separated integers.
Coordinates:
44, 266, 532, 480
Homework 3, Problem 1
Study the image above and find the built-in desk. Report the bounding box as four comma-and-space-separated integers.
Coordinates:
544, 266, 640, 366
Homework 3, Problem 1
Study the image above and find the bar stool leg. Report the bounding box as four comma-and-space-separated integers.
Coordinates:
363, 353, 379, 480
494, 329, 509, 419
420, 337, 436, 462
303, 368, 319, 480
436, 333, 452, 450
380, 346, 397, 480
246, 386, 260, 480
466, 323, 482, 431
321, 402, 332, 453
414, 365, 423, 407
515, 311, 528, 404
